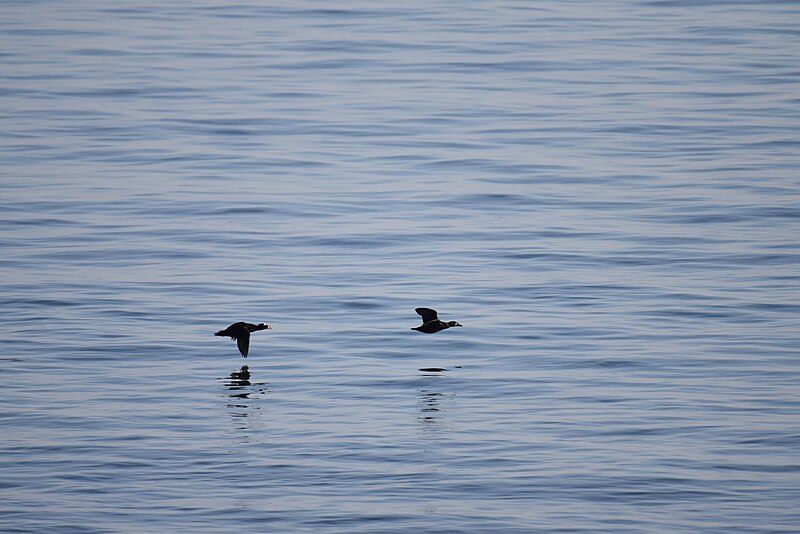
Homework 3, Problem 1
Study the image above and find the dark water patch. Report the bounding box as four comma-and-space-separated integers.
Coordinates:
206, 206, 286, 216
2, 217, 80, 227
0, 297, 84, 308
3, 27, 105, 38
28, 248, 209, 262
340, 299, 383, 310
443, 192, 563, 209
745, 302, 800, 313
304, 235, 413, 249
736, 432, 800, 448
572, 359, 646, 370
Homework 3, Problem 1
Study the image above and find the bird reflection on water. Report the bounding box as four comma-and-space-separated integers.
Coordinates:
226, 365, 252, 399
419, 390, 443, 420
220, 365, 269, 414
219, 365, 271, 438
417, 368, 455, 438
417, 388, 453, 439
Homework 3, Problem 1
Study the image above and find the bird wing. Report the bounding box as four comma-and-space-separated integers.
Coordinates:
236, 331, 251, 357
415, 308, 439, 323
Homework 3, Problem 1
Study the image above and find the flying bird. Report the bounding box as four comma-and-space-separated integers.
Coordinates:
411, 308, 462, 333
215, 322, 271, 357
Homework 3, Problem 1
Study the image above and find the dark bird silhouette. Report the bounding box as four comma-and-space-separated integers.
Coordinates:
215, 322, 271, 357
411, 308, 462, 333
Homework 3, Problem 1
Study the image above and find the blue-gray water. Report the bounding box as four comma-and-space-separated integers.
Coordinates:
2, 1, 799, 532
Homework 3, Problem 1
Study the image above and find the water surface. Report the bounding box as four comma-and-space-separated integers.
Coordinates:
1, 1, 799, 532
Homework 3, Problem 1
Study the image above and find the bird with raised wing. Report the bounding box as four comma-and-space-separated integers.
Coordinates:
411, 308, 462, 333
215, 322, 271, 357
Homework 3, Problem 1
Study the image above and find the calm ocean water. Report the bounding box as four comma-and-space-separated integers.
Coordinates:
2, 1, 799, 532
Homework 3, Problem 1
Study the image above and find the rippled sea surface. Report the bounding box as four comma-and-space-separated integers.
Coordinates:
2, 1, 799, 532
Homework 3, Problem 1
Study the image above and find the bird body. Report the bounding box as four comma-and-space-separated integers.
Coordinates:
215, 322, 271, 357
411, 308, 462, 333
